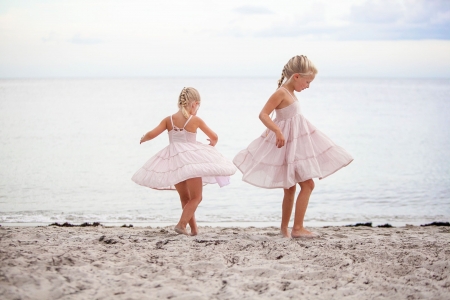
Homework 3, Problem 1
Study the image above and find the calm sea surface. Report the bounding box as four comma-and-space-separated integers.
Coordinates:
0, 78, 449, 226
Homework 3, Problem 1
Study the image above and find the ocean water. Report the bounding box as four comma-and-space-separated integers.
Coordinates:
0, 78, 449, 226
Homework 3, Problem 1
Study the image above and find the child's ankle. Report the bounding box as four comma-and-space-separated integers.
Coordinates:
292, 225, 304, 231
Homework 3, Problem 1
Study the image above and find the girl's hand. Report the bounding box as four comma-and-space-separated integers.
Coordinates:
140, 135, 146, 144
197, 117, 218, 147
275, 131, 285, 148
207, 138, 217, 146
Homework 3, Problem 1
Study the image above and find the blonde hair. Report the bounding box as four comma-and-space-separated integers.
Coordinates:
178, 87, 201, 119
277, 55, 318, 88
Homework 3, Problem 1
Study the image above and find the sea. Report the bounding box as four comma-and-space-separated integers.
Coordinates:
0, 78, 449, 227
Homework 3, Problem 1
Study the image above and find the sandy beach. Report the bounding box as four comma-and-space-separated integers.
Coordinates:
1, 224, 449, 299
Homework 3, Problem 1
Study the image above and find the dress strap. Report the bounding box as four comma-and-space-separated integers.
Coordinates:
279, 86, 296, 101
183, 115, 193, 128
170, 115, 176, 128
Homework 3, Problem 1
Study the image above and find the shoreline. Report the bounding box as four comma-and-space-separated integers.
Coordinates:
1, 220, 448, 228
1, 225, 449, 299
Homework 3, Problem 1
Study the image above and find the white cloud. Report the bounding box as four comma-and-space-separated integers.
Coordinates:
225, 0, 450, 40
0, 0, 449, 78
232, 5, 274, 15
70, 34, 102, 45
349, 0, 404, 24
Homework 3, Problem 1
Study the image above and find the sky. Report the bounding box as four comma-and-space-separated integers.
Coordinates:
0, 0, 449, 78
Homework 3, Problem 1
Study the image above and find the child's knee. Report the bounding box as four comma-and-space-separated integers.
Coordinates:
181, 194, 190, 201
300, 179, 315, 191
190, 196, 202, 205
180, 195, 190, 207
284, 186, 296, 198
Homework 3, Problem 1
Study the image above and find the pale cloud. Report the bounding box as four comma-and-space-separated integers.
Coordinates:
228, 0, 450, 40
349, 0, 404, 24
70, 34, 102, 45
346, 0, 450, 39
232, 5, 274, 15
41, 32, 59, 43
0, 0, 449, 78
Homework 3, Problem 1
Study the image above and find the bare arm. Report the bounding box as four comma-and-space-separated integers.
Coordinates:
198, 118, 218, 146
259, 90, 285, 148
140, 118, 168, 144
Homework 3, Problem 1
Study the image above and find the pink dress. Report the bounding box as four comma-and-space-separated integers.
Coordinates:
233, 87, 353, 189
132, 115, 237, 190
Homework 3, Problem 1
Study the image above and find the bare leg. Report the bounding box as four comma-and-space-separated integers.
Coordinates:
174, 181, 198, 236
281, 185, 296, 238
174, 177, 202, 235
291, 179, 316, 238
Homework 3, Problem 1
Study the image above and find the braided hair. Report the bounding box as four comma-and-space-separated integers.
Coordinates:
277, 68, 286, 89
178, 87, 189, 119
277, 55, 318, 89
177, 87, 201, 119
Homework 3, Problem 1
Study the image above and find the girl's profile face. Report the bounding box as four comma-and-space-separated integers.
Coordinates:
294, 74, 315, 92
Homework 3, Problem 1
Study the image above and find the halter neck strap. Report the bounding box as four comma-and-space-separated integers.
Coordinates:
183, 115, 193, 128
279, 86, 296, 101
170, 114, 193, 130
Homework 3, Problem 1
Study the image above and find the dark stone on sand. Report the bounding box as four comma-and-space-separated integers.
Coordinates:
345, 222, 373, 227
195, 239, 224, 246
155, 240, 170, 249
121, 224, 134, 228
80, 222, 101, 227
49, 222, 102, 227
420, 221, 450, 227
103, 239, 118, 244
49, 222, 75, 227
377, 224, 393, 228
98, 235, 118, 244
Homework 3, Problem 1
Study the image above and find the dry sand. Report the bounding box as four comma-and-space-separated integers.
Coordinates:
1, 225, 449, 299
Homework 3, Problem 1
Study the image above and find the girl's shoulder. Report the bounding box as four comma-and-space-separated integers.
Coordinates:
266, 88, 289, 104
189, 115, 205, 126
275, 87, 291, 97
267, 87, 288, 100
162, 115, 171, 125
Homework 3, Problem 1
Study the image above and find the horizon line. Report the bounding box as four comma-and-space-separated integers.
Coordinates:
1, 75, 450, 80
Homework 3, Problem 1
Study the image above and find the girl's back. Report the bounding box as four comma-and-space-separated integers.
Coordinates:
167, 112, 201, 134
132, 86, 237, 236
132, 87, 236, 191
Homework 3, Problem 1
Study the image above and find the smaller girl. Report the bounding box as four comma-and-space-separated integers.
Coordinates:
233, 55, 353, 238
132, 87, 237, 236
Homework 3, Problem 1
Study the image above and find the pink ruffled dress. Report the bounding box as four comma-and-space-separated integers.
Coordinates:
132, 115, 237, 190
233, 87, 353, 189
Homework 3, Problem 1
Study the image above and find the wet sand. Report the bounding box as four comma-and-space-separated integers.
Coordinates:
1, 225, 449, 299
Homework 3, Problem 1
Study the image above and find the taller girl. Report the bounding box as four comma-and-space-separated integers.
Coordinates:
233, 55, 353, 238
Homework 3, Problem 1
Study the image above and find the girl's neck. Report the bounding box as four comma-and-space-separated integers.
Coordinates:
281, 83, 295, 94
180, 108, 192, 119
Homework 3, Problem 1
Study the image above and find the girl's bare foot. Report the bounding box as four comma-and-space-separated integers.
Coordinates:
280, 228, 291, 238
174, 226, 189, 235
190, 230, 198, 236
291, 228, 318, 238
